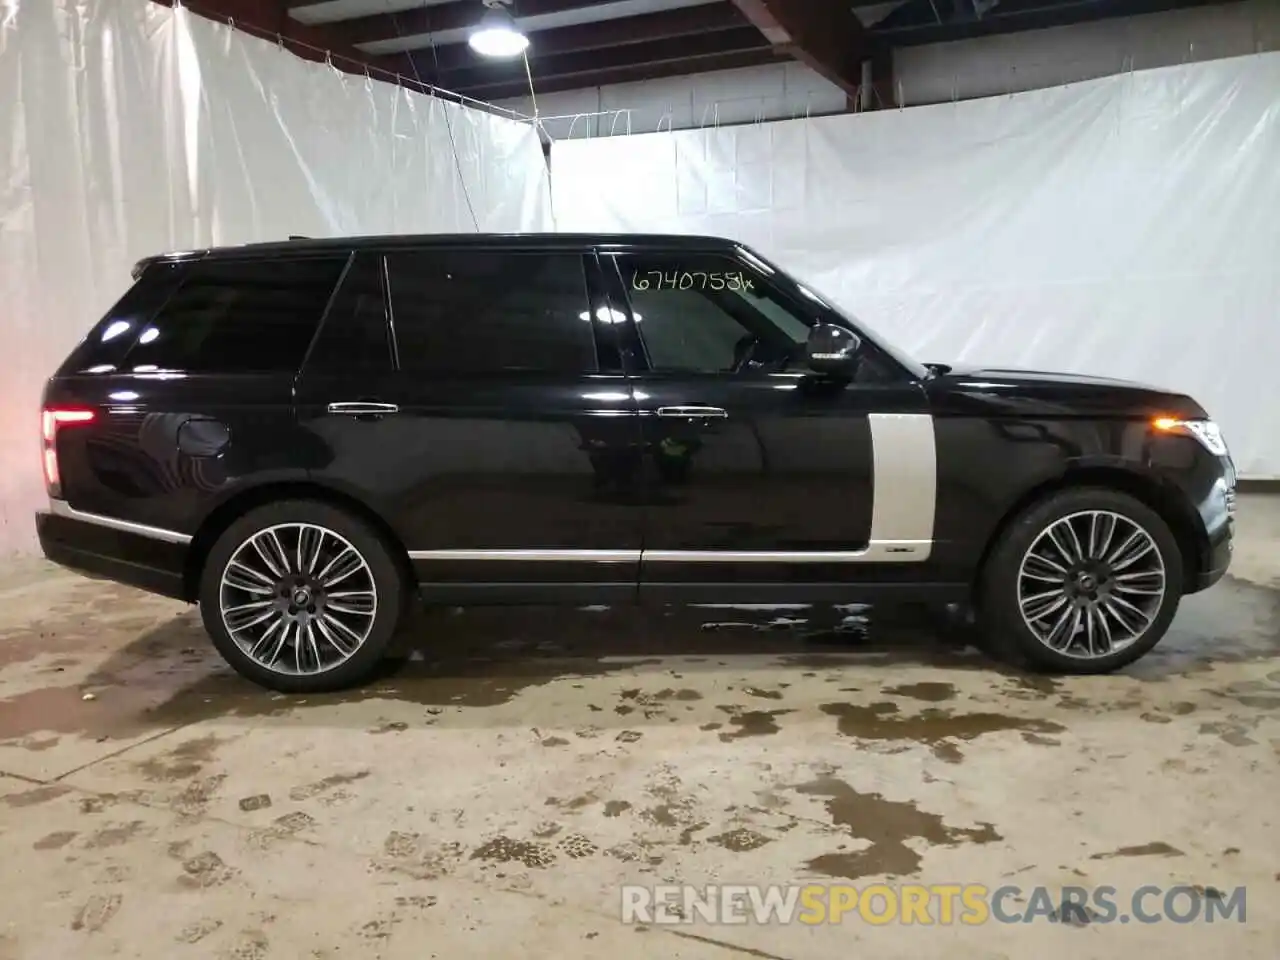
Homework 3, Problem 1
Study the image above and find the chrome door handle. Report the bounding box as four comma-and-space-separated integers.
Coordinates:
657, 406, 728, 419
327, 401, 400, 416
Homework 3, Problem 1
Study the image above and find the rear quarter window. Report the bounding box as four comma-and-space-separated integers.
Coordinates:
118, 257, 348, 375
59, 256, 350, 377
57, 262, 184, 376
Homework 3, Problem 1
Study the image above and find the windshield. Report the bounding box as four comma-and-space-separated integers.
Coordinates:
740, 246, 932, 381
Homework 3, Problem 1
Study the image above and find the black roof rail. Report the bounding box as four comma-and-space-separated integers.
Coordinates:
288, 235, 311, 240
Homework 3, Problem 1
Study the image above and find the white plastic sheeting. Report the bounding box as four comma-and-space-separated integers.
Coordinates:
551, 53, 1280, 479
0, 0, 552, 553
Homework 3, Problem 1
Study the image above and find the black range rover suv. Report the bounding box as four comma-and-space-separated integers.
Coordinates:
37, 234, 1236, 691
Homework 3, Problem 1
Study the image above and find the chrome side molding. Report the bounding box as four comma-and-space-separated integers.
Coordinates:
47, 499, 192, 545
406, 543, 932, 564
405, 549, 640, 563
641, 542, 931, 563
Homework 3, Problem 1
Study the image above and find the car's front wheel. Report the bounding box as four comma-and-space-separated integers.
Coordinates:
979, 487, 1184, 673
199, 500, 405, 692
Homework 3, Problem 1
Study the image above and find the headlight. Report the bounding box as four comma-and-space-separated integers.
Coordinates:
1152, 417, 1228, 457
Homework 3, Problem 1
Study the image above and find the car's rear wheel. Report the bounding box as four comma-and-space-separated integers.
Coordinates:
979, 487, 1184, 673
199, 500, 404, 692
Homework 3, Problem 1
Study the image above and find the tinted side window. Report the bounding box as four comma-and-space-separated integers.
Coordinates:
58, 262, 184, 376
617, 254, 811, 374
304, 254, 392, 374
386, 251, 596, 375
121, 257, 346, 374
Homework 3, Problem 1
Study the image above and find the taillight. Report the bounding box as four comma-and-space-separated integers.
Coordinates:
42, 408, 95, 498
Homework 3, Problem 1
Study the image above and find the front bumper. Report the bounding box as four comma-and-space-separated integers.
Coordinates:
1189, 464, 1235, 593
1195, 530, 1232, 591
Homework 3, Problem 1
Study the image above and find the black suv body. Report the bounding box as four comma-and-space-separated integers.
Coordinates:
37, 234, 1236, 690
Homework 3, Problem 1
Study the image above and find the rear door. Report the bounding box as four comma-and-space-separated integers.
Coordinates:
294, 246, 646, 603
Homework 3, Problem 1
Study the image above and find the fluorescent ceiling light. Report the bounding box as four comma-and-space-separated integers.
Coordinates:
468, 5, 529, 59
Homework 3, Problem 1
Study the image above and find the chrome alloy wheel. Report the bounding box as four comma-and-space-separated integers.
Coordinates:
1016, 510, 1167, 659
219, 523, 378, 676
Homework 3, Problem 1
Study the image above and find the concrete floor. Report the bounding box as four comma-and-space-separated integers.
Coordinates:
1, 499, 1278, 959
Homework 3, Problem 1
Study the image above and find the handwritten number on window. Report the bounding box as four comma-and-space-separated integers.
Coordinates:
630, 270, 755, 292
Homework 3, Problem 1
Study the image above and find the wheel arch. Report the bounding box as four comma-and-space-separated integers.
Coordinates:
974, 465, 1208, 595
183, 481, 413, 601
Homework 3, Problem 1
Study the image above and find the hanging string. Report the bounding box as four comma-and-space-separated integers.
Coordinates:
522, 49, 543, 133
522, 43, 559, 231
392, 10, 481, 232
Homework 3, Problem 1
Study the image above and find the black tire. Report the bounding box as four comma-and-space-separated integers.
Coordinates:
978, 487, 1184, 674
199, 500, 405, 693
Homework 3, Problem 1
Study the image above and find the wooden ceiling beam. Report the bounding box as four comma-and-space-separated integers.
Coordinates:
730, 0, 870, 95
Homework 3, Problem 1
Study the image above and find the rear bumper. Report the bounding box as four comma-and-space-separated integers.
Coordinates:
36, 507, 190, 602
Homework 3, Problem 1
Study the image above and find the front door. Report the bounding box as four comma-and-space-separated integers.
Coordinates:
597, 247, 935, 600
294, 248, 646, 603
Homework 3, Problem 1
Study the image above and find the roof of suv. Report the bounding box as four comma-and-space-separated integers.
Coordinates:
142, 232, 744, 267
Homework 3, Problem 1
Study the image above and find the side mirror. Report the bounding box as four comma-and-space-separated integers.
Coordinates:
806, 323, 862, 377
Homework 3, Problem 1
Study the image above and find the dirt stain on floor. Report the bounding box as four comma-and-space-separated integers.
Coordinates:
0, 684, 159, 741
545, 793, 598, 811
247, 811, 317, 850
32, 830, 78, 850
177, 850, 237, 889
641, 805, 682, 828
470, 836, 556, 869
143, 648, 669, 723
793, 777, 1001, 879
820, 702, 1065, 762
717, 709, 795, 742
70, 893, 122, 933
134, 735, 226, 782
52, 608, 682, 733
709, 828, 773, 852
288, 770, 370, 801
1, 784, 71, 808
84, 820, 150, 849
1005, 673, 1063, 696
1021, 732, 1061, 746
882, 682, 957, 703
1198, 721, 1258, 747
776, 653, 877, 670
620, 688, 703, 703
1090, 842, 1185, 859
7, 734, 60, 752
